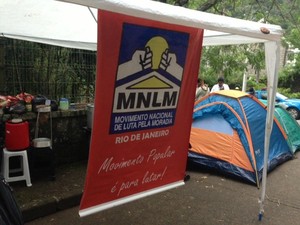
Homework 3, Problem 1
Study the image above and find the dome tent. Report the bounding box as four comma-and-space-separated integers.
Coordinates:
260, 99, 300, 154
189, 90, 293, 186
272, 104, 300, 154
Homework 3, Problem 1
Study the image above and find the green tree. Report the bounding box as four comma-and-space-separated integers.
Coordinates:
156, 0, 300, 91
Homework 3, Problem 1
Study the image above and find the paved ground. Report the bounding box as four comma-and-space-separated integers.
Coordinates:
11, 161, 86, 222
11, 149, 300, 225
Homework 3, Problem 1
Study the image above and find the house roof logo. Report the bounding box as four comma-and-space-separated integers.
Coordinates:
128, 75, 172, 89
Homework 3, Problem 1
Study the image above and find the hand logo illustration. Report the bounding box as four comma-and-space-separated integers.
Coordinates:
139, 46, 153, 70
117, 36, 182, 81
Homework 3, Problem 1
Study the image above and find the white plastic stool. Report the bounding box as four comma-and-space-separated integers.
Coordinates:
1, 148, 32, 187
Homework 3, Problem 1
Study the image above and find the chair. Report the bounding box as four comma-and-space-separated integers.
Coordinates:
1, 147, 32, 187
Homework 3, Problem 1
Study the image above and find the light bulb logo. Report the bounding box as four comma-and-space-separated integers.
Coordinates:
146, 36, 169, 70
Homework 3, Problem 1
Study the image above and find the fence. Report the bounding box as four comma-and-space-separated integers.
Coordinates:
0, 37, 96, 103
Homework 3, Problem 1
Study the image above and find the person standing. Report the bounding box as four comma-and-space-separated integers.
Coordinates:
248, 87, 256, 96
211, 77, 230, 92
195, 78, 210, 101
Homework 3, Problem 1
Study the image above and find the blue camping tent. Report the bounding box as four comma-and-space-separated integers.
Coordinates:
189, 90, 293, 186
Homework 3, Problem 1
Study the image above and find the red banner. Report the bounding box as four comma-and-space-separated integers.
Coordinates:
79, 10, 203, 216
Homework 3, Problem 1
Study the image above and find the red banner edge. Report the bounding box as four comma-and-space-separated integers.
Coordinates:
79, 180, 185, 217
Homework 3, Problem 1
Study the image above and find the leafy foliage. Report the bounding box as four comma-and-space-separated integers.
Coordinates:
2, 38, 96, 102
157, 0, 300, 95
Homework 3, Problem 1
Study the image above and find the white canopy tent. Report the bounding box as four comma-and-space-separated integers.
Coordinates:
0, 0, 282, 219
0, 0, 97, 50
0, 0, 282, 49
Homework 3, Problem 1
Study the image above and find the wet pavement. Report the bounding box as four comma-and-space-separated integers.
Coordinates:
10, 150, 300, 225
11, 161, 86, 222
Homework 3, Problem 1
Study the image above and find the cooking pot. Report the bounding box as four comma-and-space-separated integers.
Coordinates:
32, 138, 51, 148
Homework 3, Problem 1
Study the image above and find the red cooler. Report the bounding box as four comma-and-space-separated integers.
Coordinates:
5, 119, 30, 151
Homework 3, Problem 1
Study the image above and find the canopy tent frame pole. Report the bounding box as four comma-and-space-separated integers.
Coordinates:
88, 6, 98, 23
242, 72, 248, 92
259, 41, 280, 220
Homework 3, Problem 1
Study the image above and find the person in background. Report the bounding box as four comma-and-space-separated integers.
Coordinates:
195, 78, 210, 101
211, 77, 230, 92
248, 87, 256, 96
